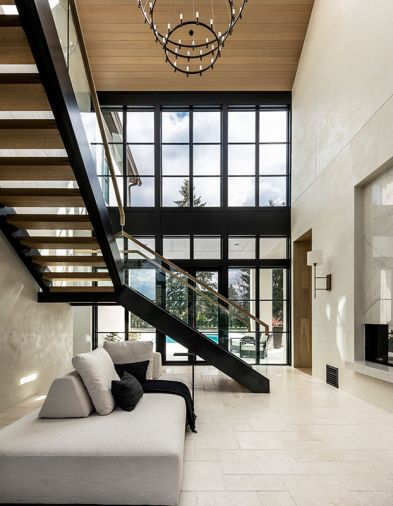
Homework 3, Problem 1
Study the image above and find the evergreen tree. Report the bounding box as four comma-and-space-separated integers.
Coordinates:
195, 272, 219, 330
272, 268, 284, 329
174, 178, 206, 207
228, 268, 251, 330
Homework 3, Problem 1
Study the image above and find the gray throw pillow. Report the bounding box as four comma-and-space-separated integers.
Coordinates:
39, 371, 93, 419
72, 348, 119, 416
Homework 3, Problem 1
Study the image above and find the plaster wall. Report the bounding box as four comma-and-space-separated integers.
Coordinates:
292, 0, 393, 410
0, 232, 73, 412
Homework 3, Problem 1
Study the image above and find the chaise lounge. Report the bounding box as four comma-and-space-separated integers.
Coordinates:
0, 344, 188, 505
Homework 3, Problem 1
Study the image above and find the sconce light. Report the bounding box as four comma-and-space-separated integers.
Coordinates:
307, 250, 332, 298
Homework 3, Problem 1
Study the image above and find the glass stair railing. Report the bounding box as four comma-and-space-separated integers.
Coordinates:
116, 230, 270, 383
29, 0, 271, 390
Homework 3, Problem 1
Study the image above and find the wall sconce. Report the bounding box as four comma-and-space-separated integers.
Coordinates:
307, 250, 332, 298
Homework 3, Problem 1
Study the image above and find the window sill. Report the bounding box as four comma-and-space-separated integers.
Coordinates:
345, 360, 393, 384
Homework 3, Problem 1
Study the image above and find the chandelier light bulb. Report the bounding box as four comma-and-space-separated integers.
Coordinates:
138, 0, 247, 76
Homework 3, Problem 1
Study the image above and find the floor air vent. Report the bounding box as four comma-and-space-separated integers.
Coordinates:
326, 365, 339, 388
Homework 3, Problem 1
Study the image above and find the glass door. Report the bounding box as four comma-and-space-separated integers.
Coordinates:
164, 268, 222, 363
194, 270, 220, 362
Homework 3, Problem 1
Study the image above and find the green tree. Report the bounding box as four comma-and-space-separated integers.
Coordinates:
195, 272, 219, 330
166, 273, 189, 323
228, 268, 251, 330
174, 178, 206, 207
272, 268, 284, 328
169, 179, 209, 325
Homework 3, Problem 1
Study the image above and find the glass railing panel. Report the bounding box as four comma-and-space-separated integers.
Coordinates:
49, 0, 69, 62
48, 1, 121, 210
123, 235, 268, 375
68, 11, 90, 114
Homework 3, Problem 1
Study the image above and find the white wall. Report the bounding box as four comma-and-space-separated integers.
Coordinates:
72, 306, 92, 355
0, 232, 73, 412
292, 0, 393, 410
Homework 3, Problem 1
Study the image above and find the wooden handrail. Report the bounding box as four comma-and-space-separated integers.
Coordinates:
69, 0, 127, 227
119, 231, 270, 335
132, 249, 253, 327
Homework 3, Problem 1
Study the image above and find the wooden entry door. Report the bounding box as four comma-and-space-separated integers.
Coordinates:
293, 231, 312, 370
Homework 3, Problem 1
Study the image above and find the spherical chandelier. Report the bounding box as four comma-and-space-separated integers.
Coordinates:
137, 0, 248, 76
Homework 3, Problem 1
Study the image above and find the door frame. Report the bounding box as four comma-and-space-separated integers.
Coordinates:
293, 230, 312, 371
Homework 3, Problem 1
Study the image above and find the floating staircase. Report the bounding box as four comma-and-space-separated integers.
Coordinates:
0, 0, 270, 392
0, 7, 115, 294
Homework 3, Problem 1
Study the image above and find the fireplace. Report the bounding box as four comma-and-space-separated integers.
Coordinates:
365, 324, 393, 367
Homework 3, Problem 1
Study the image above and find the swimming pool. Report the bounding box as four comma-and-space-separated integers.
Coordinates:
166, 334, 219, 344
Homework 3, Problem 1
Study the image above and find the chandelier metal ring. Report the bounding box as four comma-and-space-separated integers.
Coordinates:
163, 21, 220, 59
136, 0, 248, 76
163, 21, 221, 75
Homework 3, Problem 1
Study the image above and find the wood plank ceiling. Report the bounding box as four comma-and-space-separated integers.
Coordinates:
76, 0, 315, 92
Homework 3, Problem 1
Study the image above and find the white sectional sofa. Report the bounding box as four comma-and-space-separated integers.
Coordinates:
0, 346, 188, 505
0, 394, 186, 505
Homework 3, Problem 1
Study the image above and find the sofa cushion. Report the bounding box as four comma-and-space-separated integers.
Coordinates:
112, 372, 144, 412
0, 394, 186, 505
152, 351, 162, 379
72, 348, 119, 416
39, 371, 93, 419
104, 340, 154, 380
114, 360, 149, 384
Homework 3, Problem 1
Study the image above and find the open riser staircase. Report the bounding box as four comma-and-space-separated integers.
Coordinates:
0, 0, 270, 393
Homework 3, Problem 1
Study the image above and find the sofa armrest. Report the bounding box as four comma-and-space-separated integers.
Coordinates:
152, 351, 162, 379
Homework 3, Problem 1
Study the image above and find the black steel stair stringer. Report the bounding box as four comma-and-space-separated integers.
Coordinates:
118, 286, 270, 393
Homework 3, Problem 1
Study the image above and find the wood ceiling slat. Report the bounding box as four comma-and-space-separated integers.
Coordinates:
77, 0, 313, 5
76, 0, 314, 91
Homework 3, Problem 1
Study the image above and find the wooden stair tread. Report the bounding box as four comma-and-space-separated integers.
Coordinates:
0, 188, 83, 207
0, 74, 40, 84
0, 83, 50, 111
20, 236, 100, 250
32, 255, 106, 266
0, 15, 20, 27
42, 272, 110, 281
50, 286, 115, 293
6, 214, 92, 230
0, 120, 63, 148
0, 158, 74, 181
20, 236, 98, 243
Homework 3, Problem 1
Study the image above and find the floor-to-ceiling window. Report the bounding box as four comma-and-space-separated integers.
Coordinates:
93, 93, 291, 365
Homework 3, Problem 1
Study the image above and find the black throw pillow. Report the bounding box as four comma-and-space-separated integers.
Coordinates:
111, 372, 143, 412
114, 360, 149, 384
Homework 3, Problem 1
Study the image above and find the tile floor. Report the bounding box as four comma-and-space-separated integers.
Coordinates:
1, 366, 393, 505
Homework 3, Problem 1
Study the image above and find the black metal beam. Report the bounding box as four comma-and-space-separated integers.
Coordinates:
15, 0, 123, 290
98, 91, 292, 107
38, 291, 120, 304
108, 207, 290, 236
118, 286, 270, 393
